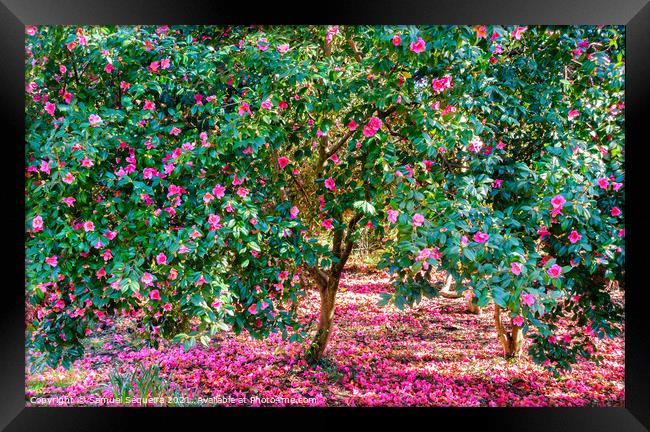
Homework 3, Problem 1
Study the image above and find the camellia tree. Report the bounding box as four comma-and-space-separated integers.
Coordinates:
26, 25, 624, 372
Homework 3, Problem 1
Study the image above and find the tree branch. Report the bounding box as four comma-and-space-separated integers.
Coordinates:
348, 37, 362, 62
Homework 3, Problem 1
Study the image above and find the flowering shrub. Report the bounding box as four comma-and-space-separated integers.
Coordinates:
25, 25, 623, 371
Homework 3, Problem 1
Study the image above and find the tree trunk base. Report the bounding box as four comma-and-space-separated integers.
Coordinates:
494, 305, 523, 359
467, 300, 482, 315
305, 281, 338, 364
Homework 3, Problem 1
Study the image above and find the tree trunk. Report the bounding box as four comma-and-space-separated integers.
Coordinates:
494, 305, 523, 358
306, 276, 339, 363
467, 299, 482, 315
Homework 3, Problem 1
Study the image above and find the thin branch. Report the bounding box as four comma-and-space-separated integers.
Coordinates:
324, 129, 355, 159
348, 38, 362, 62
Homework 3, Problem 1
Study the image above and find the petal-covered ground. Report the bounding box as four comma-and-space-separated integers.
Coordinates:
26, 269, 624, 407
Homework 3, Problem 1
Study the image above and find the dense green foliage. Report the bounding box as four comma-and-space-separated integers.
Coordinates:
26, 25, 624, 371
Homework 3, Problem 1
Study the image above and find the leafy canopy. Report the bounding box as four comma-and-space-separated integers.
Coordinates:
25, 25, 624, 371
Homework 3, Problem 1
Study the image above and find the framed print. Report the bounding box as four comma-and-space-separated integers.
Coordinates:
1, 0, 649, 430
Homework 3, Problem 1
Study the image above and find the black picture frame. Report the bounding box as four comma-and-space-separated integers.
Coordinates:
2, 1, 648, 430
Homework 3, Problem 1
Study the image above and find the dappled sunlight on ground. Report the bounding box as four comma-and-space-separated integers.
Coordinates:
26, 270, 624, 407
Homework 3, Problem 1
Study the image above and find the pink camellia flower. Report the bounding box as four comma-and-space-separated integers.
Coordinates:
289, 206, 299, 219
460, 235, 469, 246
40, 160, 51, 174
568, 230, 582, 244
104, 63, 114, 73
257, 37, 269, 51
62, 197, 76, 207
149, 61, 160, 72
367, 116, 383, 131
387, 209, 398, 223
143, 100, 155, 111
261, 98, 272, 110
143, 168, 157, 180
325, 26, 339, 43
512, 315, 525, 327
149, 289, 161, 300
322, 219, 333, 230
278, 156, 290, 169
348, 119, 358, 131
568, 109, 580, 120
156, 253, 167, 265
597, 177, 609, 189
412, 213, 425, 227
468, 137, 484, 153
410, 36, 426, 53
362, 116, 384, 137
203, 192, 215, 204
521, 293, 535, 306
163, 303, 172, 312
550, 194, 566, 209
547, 264, 563, 278
473, 231, 489, 243
45, 102, 56, 116
475, 25, 487, 39
538, 225, 551, 238
277, 43, 289, 53
88, 114, 103, 127
32, 215, 44, 232
612, 182, 623, 191
102, 249, 113, 261
511, 262, 523, 275
208, 213, 221, 226
45, 256, 58, 267
141, 272, 154, 286
431, 75, 453, 93
493, 179, 504, 188
392, 34, 401, 45
611, 206, 621, 217
248, 304, 258, 315
170, 126, 181, 136
324, 177, 336, 191
81, 157, 94, 168
26, 26, 37, 36
160, 58, 171, 69
237, 187, 249, 198
106, 230, 117, 240
212, 184, 226, 198
362, 125, 375, 137
423, 160, 434, 171
238, 102, 251, 116
511, 26, 527, 40
83, 221, 95, 232
618, 228, 625, 237
232, 174, 244, 186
